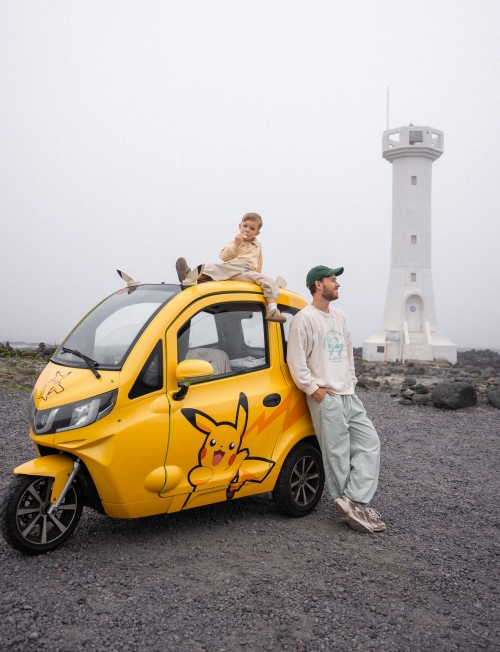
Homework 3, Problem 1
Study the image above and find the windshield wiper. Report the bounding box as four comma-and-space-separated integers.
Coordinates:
61, 347, 101, 379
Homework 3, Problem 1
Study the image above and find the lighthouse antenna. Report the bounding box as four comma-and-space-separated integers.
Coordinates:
386, 87, 390, 130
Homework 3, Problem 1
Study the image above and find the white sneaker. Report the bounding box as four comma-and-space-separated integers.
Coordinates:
334, 495, 374, 534
265, 309, 287, 323
363, 506, 386, 532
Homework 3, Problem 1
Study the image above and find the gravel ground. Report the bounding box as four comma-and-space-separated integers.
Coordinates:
0, 389, 499, 651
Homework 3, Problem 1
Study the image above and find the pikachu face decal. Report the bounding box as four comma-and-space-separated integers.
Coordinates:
38, 370, 72, 402
181, 393, 275, 507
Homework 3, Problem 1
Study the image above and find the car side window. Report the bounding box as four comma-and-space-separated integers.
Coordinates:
177, 302, 269, 379
278, 305, 299, 362
188, 311, 219, 348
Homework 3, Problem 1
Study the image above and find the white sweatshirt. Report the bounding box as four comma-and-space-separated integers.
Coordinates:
287, 304, 357, 396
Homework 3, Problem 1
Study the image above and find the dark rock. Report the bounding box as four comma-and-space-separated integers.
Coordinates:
398, 398, 412, 405
488, 389, 500, 409
405, 377, 417, 386
432, 382, 477, 410
401, 389, 414, 399
414, 384, 430, 394
404, 366, 427, 376
412, 394, 429, 406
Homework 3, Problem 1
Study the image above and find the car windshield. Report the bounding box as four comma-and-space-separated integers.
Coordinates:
52, 284, 180, 370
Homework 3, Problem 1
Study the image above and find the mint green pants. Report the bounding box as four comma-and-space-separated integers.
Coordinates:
306, 393, 380, 505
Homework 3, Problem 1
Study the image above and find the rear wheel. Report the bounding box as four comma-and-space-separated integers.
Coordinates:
0, 474, 83, 555
272, 442, 325, 517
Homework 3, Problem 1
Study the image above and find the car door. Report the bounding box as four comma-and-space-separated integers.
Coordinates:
163, 293, 292, 512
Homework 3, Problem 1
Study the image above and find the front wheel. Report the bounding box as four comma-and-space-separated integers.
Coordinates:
0, 474, 83, 555
272, 442, 325, 517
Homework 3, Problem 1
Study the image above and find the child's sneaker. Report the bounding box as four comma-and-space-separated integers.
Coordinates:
184, 264, 205, 286
176, 259, 205, 286
175, 257, 190, 283
265, 309, 287, 323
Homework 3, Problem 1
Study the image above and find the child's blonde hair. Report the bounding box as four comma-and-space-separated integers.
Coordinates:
241, 212, 263, 229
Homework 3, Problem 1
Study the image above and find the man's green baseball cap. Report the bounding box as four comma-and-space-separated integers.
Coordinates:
306, 265, 344, 288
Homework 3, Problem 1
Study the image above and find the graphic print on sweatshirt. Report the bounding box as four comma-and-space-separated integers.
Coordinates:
323, 329, 347, 362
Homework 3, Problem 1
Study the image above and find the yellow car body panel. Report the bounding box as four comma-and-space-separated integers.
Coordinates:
25, 280, 313, 519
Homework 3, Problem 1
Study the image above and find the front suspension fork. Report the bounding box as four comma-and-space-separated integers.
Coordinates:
47, 458, 82, 515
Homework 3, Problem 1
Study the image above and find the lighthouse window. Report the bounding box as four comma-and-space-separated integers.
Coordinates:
409, 131, 423, 144
411, 235, 417, 244
377, 346, 385, 353
411, 273, 417, 282
411, 176, 417, 185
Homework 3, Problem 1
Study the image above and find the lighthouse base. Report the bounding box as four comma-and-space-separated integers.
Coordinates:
363, 330, 457, 364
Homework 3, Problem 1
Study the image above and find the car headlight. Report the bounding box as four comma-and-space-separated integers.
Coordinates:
29, 390, 118, 435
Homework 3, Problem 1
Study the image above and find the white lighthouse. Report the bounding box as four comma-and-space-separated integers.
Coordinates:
363, 125, 457, 364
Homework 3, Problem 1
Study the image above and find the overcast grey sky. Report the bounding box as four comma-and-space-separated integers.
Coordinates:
1, 1, 499, 349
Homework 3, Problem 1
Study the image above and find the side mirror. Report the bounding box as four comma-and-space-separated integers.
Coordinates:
173, 360, 214, 400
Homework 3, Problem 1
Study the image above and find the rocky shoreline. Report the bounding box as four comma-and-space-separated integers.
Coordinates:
353, 347, 500, 409
1, 342, 499, 409
0, 341, 58, 358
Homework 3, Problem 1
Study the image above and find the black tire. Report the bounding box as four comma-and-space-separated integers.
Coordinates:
0, 474, 83, 555
272, 442, 325, 517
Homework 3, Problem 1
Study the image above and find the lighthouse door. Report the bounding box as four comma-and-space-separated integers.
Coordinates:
406, 295, 423, 332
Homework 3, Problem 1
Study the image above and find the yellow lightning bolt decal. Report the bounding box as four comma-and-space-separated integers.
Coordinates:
245, 393, 292, 438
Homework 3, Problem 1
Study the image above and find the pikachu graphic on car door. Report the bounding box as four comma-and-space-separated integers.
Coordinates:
181, 393, 275, 507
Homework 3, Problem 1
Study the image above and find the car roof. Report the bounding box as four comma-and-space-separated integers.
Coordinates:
179, 279, 308, 309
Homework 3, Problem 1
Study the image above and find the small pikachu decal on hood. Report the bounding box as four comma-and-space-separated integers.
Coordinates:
181, 393, 275, 506
38, 370, 72, 402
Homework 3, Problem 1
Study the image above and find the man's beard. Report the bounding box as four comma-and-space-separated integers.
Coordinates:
321, 287, 338, 301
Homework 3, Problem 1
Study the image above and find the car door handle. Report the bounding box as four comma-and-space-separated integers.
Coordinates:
263, 393, 281, 408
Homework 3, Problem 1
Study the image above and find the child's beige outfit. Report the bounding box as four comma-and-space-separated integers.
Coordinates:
203, 238, 280, 299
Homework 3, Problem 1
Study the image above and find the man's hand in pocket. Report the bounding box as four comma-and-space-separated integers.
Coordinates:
311, 387, 335, 403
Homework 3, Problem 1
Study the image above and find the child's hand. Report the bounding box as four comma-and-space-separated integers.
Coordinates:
234, 233, 246, 247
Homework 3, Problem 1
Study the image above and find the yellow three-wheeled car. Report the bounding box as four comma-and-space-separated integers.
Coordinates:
0, 279, 324, 554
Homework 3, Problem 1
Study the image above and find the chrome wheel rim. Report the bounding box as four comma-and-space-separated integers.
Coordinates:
290, 455, 320, 506
16, 478, 78, 546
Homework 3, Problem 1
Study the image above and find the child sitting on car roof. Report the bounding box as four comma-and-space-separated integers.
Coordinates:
176, 212, 286, 323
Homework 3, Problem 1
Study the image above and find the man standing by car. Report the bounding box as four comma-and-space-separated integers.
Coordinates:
287, 266, 385, 533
